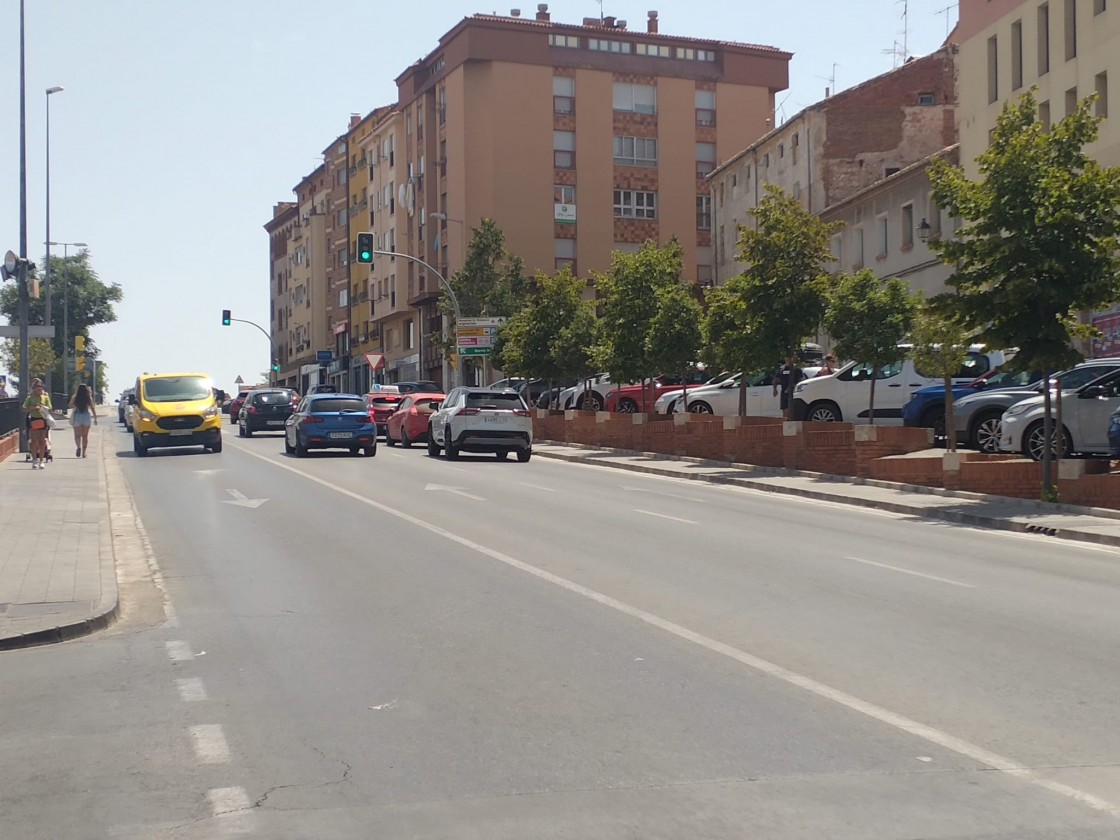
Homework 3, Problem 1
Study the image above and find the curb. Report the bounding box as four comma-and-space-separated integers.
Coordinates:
534, 446, 1120, 551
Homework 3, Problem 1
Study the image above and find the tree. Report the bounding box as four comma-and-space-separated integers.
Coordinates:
0, 249, 122, 391
647, 282, 703, 410
928, 89, 1120, 493
593, 240, 684, 407
0, 339, 57, 389
910, 303, 973, 451
824, 271, 918, 424
703, 184, 839, 414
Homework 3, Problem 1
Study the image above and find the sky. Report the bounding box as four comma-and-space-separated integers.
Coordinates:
0, 0, 957, 399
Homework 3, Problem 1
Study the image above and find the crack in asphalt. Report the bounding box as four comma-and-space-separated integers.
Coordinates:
253, 744, 354, 809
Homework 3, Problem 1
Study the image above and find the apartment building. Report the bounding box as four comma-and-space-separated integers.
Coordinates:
956, 0, 1118, 173
390, 5, 790, 385
265, 202, 298, 383
280, 165, 330, 394
708, 44, 958, 285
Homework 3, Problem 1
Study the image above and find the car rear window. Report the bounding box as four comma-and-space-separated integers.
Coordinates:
256, 392, 293, 405
368, 396, 399, 406
465, 392, 526, 409
414, 399, 441, 414
311, 398, 366, 413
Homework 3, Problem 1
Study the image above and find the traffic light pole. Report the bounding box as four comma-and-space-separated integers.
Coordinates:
224, 316, 275, 386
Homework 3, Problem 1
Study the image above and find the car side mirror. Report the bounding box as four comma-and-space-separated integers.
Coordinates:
128, 395, 136, 405
1080, 385, 1107, 399
973, 381, 987, 391
114, 399, 120, 404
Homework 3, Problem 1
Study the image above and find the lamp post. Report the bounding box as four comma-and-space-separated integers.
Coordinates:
43, 85, 63, 396
917, 218, 932, 242
17, 0, 29, 450
49, 240, 87, 397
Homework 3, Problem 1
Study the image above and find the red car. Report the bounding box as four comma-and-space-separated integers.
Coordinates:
604, 371, 710, 414
365, 390, 403, 437
227, 390, 250, 424
386, 392, 445, 447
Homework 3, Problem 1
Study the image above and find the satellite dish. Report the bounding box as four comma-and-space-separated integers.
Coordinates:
405, 180, 416, 216
398, 184, 407, 207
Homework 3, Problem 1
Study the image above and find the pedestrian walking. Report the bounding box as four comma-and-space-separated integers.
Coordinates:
68, 383, 98, 458
21, 379, 53, 469
817, 354, 838, 377
773, 354, 805, 420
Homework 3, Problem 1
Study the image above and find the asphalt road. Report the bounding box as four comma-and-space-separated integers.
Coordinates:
4, 421, 1120, 838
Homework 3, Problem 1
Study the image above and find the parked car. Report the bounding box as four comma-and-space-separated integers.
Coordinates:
284, 393, 377, 457
952, 360, 1120, 452
386, 392, 444, 447
117, 388, 134, 424
228, 390, 250, 425
604, 370, 710, 414
490, 378, 551, 405
238, 388, 298, 436
559, 374, 616, 412
364, 386, 402, 437
659, 367, 820, 417
654, 371, 737, 414
901, 368, 1042, 436
999, 368, 1120, 460
790, 346, 1011, 424
394, 380, 441, 395
307, 384, 338, 394
426, 387, 533, 461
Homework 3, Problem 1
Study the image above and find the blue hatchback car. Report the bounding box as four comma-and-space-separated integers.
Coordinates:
284, 393, 377, 457
902, 369, 1042, 434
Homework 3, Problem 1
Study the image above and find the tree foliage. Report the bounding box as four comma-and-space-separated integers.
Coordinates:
824, 271, 918, 424
439, 218, 529, 322
647, 282, 703, 379
910, 303, 973, 451
927, 89, 1120, 374
0, 339, 57, 388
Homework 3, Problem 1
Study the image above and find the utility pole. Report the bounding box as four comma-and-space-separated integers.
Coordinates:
18, 0, 30, 452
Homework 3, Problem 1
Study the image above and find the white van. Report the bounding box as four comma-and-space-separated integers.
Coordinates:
789, 346, 1010, 424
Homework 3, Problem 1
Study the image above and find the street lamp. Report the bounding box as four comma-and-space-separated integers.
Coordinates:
427, 212, 464, 268
917, 218, 933, 242
43, 85, 63, 395
48, 240, 87, 397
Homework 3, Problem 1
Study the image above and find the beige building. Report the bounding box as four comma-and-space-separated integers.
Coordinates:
392, 5, 791, 385
956, 0, 1118, 175
708, 45, 959, 285
265, 202, 298, 385
281, 166, 330, 394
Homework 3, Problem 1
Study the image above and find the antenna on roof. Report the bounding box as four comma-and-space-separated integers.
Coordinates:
816, 63, 838, 98
597, 0, 604, 24
883, 0, 911, 67
935, 2, 959, 39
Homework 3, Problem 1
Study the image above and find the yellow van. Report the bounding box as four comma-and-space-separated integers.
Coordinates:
129, 372, 223, 457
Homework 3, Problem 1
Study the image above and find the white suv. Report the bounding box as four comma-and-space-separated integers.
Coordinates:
427, 387, 534, 462
999, 368, 1120, 460
790, 346, 1011, 424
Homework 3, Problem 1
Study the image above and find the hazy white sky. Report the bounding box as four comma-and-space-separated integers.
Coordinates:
0, 0, 955, 397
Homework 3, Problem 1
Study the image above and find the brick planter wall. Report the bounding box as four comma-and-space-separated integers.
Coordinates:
0, 430, 17, 463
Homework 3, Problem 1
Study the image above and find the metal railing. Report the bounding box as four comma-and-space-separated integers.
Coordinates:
0, 398, 21, 437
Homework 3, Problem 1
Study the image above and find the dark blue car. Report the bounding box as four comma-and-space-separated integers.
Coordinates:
902, 369, 1041, 434
284, 393, 377, 457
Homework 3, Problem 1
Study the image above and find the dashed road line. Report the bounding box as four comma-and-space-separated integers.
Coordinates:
207, 787, 256, 834
190, 724, 231, 764
165, 640, 194, 662
176, 677, 208, 702
634, 508, 699, 525
846, 556, 976, 589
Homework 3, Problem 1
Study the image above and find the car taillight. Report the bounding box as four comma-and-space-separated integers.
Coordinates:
514, 409, 530, 417
248, 406, 259, 414
409, 408, 419, 416
302, 416, 324, 424
459, 407, 481, 415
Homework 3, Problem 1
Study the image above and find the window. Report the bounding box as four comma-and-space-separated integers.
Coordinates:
337, 248, 348, 268
1064, 0, 1077, 60
636, 43, 671, 57
901, 203, 915, 249
339, 289, 349, 308
555, 238, 576, 271
613, 136, 658, 165
613, 82, 656, 114
917, 92, 936, 105
695, 89, 715, 126
927, 197, 942, 238
590, 38, 631, 53
1096, 72, 1109, 118
1038, 3, 1051, 75
553, 76, 574, 114
830, 233, 842, 265
676, 47, 715, 61
1011, 20, 1023, 90
987, 35, 999, 103
549, 33, 579, 48
1039, 99, 1052, 129
697, 264, 713, 286
613, 189, 657, 219
696, 142, 716, 177
554, 130, 575, 168
718, 225, 725, 263
853, 227, 865, 267
696, 195, 712, 230
555, 184, 575, 205
877, 215, 889, 257
1066, 85, 1078, 116
337, 208, 347, 227
336, 168, 346, 186
405, 319, 415, 350
1095, 0, 1108, 14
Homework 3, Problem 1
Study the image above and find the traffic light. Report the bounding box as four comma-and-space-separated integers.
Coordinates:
356, 232, 374, 264
222, 309, 231, 326
75, 335, 86, 372
272, 361, 280, 373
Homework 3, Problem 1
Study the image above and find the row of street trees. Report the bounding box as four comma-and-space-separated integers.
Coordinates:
441, 89, 1120, 498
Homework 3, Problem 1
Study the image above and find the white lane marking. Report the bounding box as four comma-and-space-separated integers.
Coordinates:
389, 453, 406, 458
207, 787, 256, 834
634, 509, 699, 525
176, 677, 208, 702
623, 485, 704, 503
234, 444, 1120, 820
163, 601, 179, 628
846, 556, 976, 589
165, 640, 193, 662
444, 465, 468, 473
424, 483, 486, 501
519, 482, 556, 492
190, 724, 231, 764
223, 488, 268, 509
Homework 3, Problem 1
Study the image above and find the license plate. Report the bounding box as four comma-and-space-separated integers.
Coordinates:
329, 432, 353, 439
484, 415, 508, 423
169, 429, 192, 437
267, 420, 285, 426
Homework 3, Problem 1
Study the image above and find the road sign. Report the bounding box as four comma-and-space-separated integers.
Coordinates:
455, 317, 504, 356
317, 350, 334, 364
0, 325, 54, 339
3, 250, 16, 273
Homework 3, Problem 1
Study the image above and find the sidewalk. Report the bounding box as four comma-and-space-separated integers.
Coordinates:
0, 423, 118, 650
534, 442, 1120, 550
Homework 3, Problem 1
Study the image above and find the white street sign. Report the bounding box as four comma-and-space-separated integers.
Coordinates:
0, 325, 54, 338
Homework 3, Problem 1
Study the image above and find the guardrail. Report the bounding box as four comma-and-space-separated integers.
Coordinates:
0, 398, 21, 438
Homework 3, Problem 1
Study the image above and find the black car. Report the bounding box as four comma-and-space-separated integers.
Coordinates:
238, 388, 297, 436
395, 381, 441, 395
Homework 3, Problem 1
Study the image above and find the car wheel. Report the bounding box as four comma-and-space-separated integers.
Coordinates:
807, 401, 842, 423
133, 437, 147, 457
400, 429, 412, 449
444, 436, 459, 461
229, 415, 237, 425
496, 450, 509, 460
386, 429, 397, 446
616, 398, 639, 414
427, 426, 440, 457
244, 425, 253, 438
578, 392, 604, 412
687, 401, 714, 415
970, 410, 1004, 453
284, 436, 295, 455
919, 407, 946, 438
516, 447, 532, 463
237, 424, 245, 437
295, 437, 308, 458
1023, 421, 1072, 462
210, 438, 223, 454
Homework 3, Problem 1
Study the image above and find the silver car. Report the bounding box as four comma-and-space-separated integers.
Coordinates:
954, 360, 1120, 452
999, 368, 1120, 460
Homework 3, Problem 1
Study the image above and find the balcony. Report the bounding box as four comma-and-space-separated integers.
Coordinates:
408, 276, 441, 306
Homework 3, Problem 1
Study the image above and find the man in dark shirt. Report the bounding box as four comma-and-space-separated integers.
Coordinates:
773, 354, 805, 419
